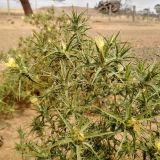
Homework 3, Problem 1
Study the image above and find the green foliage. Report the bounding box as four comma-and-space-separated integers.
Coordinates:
0, 8, 160, 159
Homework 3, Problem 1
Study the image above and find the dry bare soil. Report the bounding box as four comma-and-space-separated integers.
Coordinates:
0, 7, 160, 160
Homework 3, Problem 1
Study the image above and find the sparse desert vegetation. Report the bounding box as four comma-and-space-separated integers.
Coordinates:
0, 7, 160, 160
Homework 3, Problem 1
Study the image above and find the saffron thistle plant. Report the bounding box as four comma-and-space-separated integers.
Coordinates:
0, 8, 159, 159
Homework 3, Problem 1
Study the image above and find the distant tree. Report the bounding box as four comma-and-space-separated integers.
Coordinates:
19, 0, 33, 16
143, 8, 150, 14
154, 4, 160, 15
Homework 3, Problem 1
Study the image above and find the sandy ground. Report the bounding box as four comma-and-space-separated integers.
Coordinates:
0, 7, 160, 160
0, 8, 160, 59
0, 14, 33, 52
0, 109, 36, 160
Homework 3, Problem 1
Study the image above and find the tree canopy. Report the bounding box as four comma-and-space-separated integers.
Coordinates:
154, 4, 160, 14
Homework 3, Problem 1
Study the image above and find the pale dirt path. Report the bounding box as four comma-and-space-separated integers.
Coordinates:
1, 10, 160, 58
0, 109, 36, 160
0, 13, 35, 160
0, 14, 33, 52
89, 20, 160, 49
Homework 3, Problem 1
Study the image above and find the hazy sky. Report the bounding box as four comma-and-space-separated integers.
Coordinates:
125, 0, 160, 11
0, 0, 160, 11
55, 0, 160, 11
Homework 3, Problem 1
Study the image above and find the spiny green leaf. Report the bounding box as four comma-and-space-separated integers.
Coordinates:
76, 145, 82, 160
52, 138, 73, 148
55, 108, 73, 132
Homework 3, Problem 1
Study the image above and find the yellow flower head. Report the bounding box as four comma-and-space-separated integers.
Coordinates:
155, 139, 160, 152
47, 27, 51, 32
48, 39, 52, 43
5, 58, 18, 68
73, 128, 85, 142
30, 96, 39, 106
117, 64, 124, 72
127, 117, 141, 134
78, 132, 85, 142
127, 118, 136, 127
95, 36, 105, 53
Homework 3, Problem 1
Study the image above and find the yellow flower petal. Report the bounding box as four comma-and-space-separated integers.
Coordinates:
30, 96, 39, 106
78, 132, 85, 142
5, 58, 18, 68
47, 27, 51, 32
155, 139, 160, 152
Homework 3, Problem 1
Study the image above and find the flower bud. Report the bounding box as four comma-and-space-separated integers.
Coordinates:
95, 36, 105, 53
